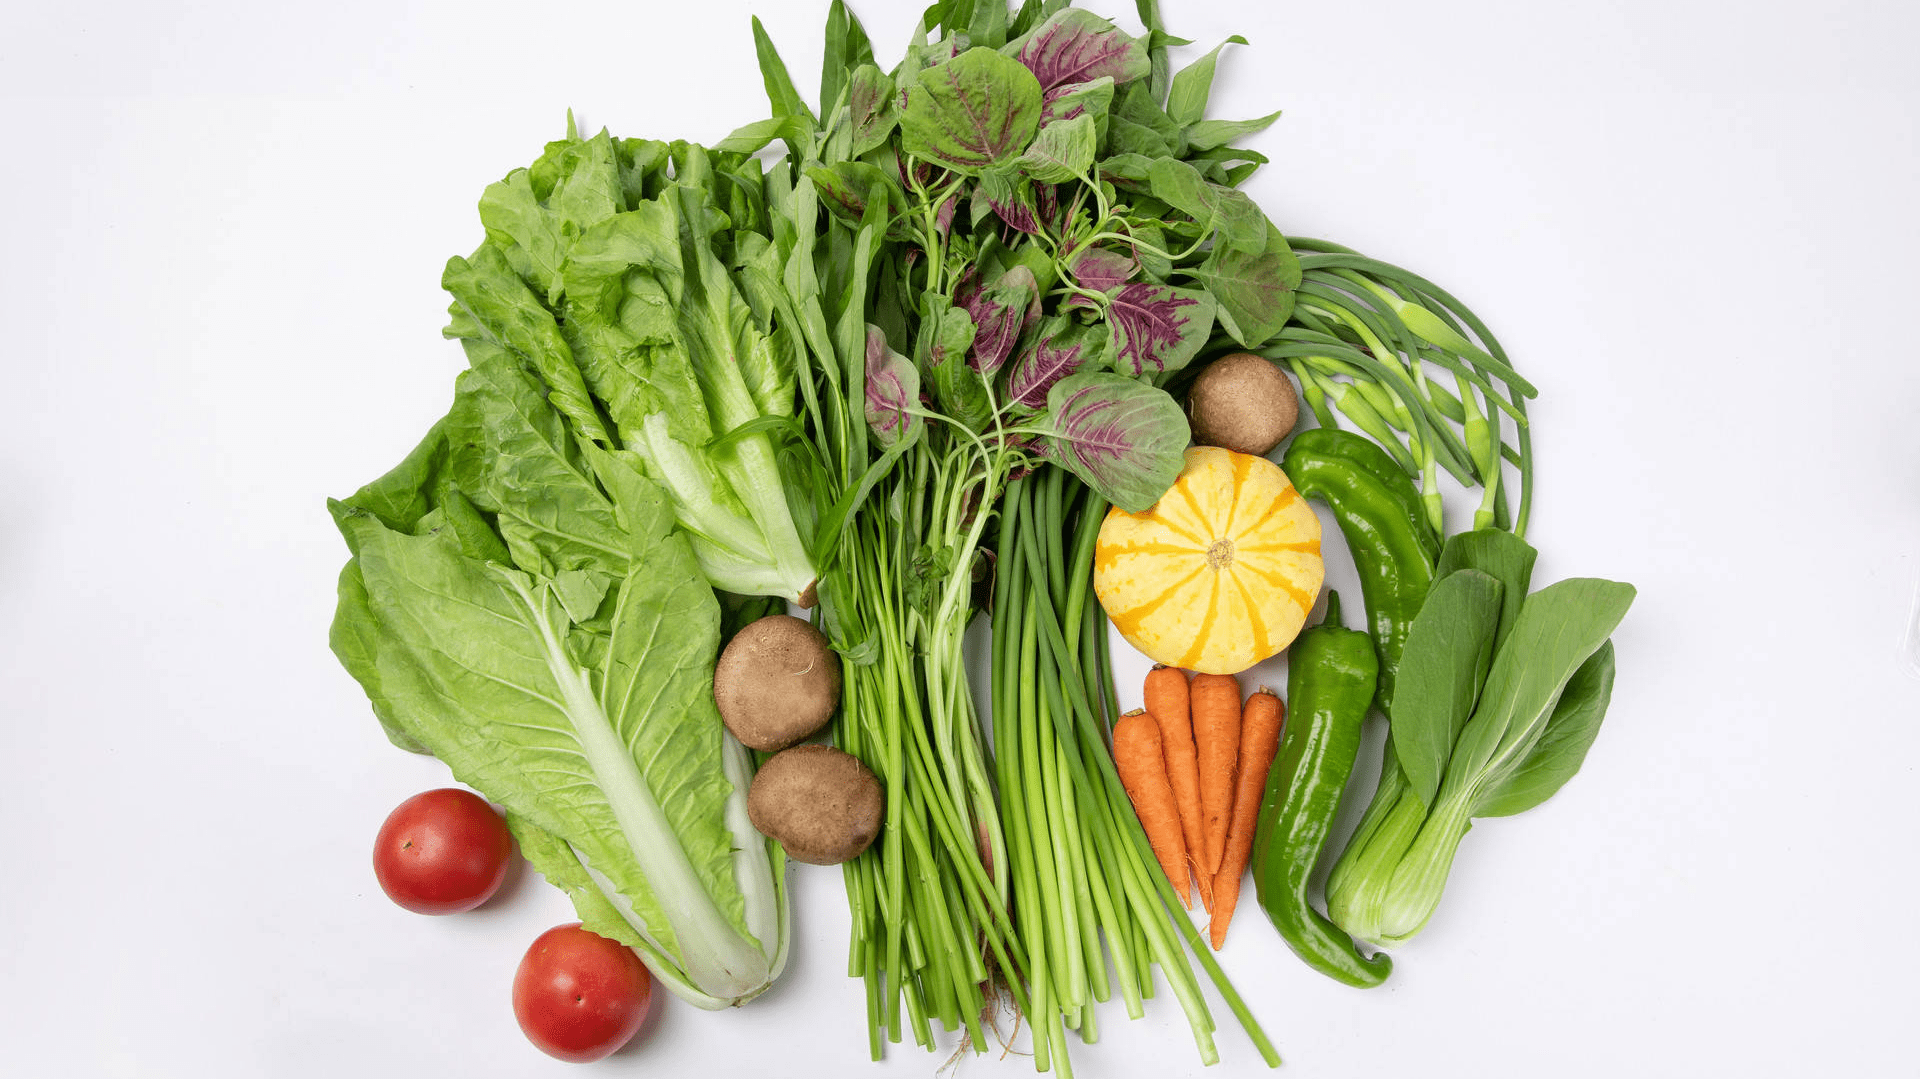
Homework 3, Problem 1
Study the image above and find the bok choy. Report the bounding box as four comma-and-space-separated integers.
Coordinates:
1325, 529, 1633, 948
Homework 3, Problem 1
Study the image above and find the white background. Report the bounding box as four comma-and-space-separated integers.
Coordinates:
4, 0, 1917, 1076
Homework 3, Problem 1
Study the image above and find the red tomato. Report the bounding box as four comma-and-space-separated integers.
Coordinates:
512, 924, 654, 1063
371, 788, 514, 915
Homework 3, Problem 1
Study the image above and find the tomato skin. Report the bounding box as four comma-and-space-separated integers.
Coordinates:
512, 924, 654, 1063
371, 788, 514, 915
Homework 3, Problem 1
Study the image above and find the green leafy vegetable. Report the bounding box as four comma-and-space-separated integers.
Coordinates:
446, 136, 819, 605
329, 367, 786, 1008
901, 46, 1045, 174
1184, 109, 1283, 152
820, 0, 874, 111
1017, 111, 1098, 183
1389, 568, 1503, 807
1475, 642, 1616, 818
1039, 371, 1190, 511
1166, 35, 1247, 126
1193, 223, 1301, 347
1327, 571, 1635, 947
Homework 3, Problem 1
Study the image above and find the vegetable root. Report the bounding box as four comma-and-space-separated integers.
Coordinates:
1143, 665, 1209, 908
1210, 687, 1284, 949
1113, 709, 1193, 908
1189, 673, 1242, 875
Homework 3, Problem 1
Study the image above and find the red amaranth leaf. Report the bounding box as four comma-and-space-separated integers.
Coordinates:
965, 265, 1041, 375
1016, 9, 1150, 94
1070, 246, 1137, 292
1039, 372, 1189, 513
1006, 320, 1101, 408
1040, 75, 1115, 129
848, 65, 897, 156
1105, 282, 1215, 375
901, 48, 1044, 175
863, 325, 920, 447
977, 168, 1044, 236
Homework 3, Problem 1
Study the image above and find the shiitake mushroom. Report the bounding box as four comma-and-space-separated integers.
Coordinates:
713, 614, 841, 752
1185, 352, 1300, 457
746, 745, 882, 866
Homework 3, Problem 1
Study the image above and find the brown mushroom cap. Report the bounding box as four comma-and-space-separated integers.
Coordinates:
746, 745, 883, 866
1187, 352, 1300, 457
713, 614, 842, 752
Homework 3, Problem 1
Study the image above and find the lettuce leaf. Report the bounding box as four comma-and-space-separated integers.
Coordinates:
445, 130, 817, 605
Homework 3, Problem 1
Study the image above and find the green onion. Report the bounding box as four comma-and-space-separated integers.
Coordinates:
987, 467, 1283, 1074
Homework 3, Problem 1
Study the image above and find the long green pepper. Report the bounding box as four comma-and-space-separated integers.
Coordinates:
1280, 429, 1440, 714
1276, 429, 1446, 959
1250, 593, 1392, 988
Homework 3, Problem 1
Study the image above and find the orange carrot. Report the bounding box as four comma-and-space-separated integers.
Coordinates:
1188, 672, 1242, 875
1209, 687, 1285, 950
1113, 708, 1192, 908
1143, 665, 1210, 908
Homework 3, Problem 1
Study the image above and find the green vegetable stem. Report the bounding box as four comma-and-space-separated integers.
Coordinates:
1279, 428, 1439, 715
991, 466, 1280, 1074
1250, 593, 1393, 988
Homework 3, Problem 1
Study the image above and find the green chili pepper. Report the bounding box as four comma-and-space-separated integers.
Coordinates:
1250, 593, 1392, 988
1280, 428, 1439, 713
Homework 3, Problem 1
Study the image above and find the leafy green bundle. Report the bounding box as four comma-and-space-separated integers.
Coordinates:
444, 125, 818, 605
726, 0, 1301, 1067
328, 133, 820, 1009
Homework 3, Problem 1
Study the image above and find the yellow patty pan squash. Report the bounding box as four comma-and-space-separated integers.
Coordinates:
1094, 446, 1324, 675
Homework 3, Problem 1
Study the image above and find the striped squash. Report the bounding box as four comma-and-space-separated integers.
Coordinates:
1094, 446, 1324, 675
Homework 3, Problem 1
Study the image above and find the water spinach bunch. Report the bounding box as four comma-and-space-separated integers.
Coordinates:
736, 0, 1299, 1068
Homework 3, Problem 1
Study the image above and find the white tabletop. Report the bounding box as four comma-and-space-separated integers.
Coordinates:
4, 1, 1916, 1075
